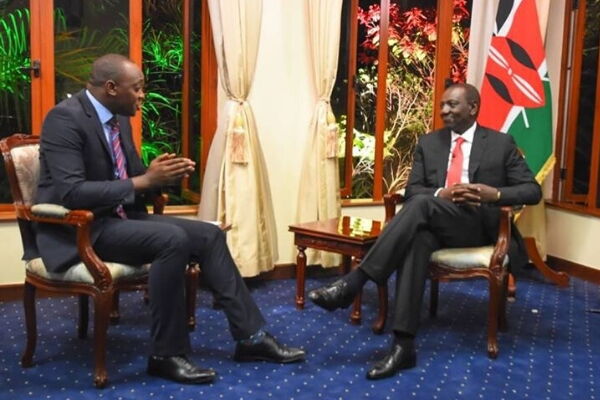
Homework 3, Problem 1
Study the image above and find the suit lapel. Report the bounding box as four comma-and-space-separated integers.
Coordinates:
76, 90, 113, 160
469, 125, 489, 181
436, 128, 452, 187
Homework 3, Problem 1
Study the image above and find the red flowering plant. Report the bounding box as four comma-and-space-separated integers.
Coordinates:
345, 0, 469, 197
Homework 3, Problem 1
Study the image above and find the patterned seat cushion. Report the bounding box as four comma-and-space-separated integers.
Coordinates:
431, 246, 509, 269
11, 144, 40, 206
26, 258, 149, 284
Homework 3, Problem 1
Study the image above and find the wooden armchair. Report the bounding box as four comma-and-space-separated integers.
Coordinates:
384, 192, 512, 358
0, 133, 198, 388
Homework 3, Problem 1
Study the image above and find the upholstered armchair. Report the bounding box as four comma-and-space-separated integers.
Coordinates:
384, 192, 512, 358
0, 133, 198, 388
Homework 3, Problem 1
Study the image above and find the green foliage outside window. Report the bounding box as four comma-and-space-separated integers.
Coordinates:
339, 0, 470, 198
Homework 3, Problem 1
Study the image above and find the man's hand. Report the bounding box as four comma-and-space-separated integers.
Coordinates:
440, 183, 499, 206
132, 153, 196, 190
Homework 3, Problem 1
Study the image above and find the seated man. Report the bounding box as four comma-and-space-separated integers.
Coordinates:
308, 83, 542, 380
35, 53, 305, 385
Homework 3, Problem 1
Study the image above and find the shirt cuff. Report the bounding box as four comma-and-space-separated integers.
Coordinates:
434, 188, 443, 197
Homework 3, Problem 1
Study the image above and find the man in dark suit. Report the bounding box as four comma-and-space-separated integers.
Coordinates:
308, 83, 542, 380
36, 54, 304, 384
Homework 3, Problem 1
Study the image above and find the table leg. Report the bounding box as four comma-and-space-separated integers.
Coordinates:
296, 245, 307, 309
342, 255, 351, 274
350, 257, 362, 325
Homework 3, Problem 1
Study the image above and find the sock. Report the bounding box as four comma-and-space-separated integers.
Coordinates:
238, 329, 266, 345
343, 267, 369, 293
393, 331, 415, 347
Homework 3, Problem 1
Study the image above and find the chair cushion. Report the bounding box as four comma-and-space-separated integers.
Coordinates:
431, 246, 509, 269
26, 257, 149, 284
10, 144, 40, 205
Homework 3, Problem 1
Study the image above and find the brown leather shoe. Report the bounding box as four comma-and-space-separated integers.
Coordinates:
147, 355, 216, 384
234, 332, 305, 363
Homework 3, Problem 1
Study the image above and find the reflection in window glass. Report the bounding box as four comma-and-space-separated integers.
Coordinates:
54, 1, 128, 102
142, 0, 200, 205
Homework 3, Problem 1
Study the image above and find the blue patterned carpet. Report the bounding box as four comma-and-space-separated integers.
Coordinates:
0, 275, 598, 400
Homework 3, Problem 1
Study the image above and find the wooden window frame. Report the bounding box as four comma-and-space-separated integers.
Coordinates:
0, 0, 217, 219
553, 0, 600, 214
338, 0, 456, 202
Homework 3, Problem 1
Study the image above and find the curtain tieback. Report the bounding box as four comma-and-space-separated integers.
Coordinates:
230, 111, 248, 164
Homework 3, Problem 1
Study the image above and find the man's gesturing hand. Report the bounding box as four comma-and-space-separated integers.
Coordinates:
133, 153, 196, 190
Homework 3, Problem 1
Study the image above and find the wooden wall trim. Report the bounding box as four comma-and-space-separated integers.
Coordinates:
547, 256, 600, 284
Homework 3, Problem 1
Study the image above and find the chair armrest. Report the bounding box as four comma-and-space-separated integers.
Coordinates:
489, 206, 512, 273
25, 204, 113, 290
152, 193, 169, 215
383, 192, 405, 223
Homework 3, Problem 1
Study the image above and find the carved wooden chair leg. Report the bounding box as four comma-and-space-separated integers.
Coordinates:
486, 277, 501, 359
498, 275, 509, 332
78, 294, 89, 339
429, 279, 439, 317
21, 281, 37, 368
93, 291, 112, 389
507, 273, 516, 302
109, 291, 120, 325
186, 264, 200, 331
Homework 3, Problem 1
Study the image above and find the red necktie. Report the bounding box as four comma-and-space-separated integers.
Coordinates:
446, 136, 465, 188
108, 118, 128, 219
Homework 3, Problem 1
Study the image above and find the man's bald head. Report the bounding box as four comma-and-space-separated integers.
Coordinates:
88, 53, 133, 87
87, 54, 145, 116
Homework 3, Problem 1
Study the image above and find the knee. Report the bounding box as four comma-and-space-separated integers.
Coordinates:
203, 222, 226, 245
161, 225, 191, 254
402, 194, 435, 212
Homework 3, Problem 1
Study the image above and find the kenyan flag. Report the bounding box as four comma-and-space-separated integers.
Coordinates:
478, 0, 555, 182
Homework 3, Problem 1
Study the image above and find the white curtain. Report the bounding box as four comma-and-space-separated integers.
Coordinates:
198, 0, 278, 277
295, 0, 343, 267
467, 0, 551, 259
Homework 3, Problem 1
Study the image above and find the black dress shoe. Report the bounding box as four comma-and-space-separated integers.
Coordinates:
234, 332, 305, 363
366, 342, 417, 380
308, 279, 355, 311
147, 355, 216, 384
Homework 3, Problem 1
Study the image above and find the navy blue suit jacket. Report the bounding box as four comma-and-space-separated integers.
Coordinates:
35, 90, 152, 272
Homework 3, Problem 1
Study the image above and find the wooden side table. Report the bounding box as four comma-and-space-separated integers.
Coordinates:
289, 216, 388, 333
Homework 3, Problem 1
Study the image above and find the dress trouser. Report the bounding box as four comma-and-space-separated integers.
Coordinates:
92, 212, 265, 356
359, 194, 491, 335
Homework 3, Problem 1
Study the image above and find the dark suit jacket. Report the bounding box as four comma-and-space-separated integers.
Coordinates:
35, 90, 152, 272
405, 124, 542, 270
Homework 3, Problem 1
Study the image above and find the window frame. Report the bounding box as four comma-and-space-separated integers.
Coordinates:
0, 0, 217, 219
338, 0, 458, 202
553, 0, 600, 214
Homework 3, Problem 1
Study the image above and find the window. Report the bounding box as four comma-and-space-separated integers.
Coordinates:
555, 0, 600, 212
0, 0, 217, 216
331, 0, 472, 200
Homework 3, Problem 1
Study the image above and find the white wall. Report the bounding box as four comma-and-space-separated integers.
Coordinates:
0, 221, 25, 284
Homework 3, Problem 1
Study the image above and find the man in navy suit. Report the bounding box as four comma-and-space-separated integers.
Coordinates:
36, 54, 304, 384
308, 83, 542, 380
